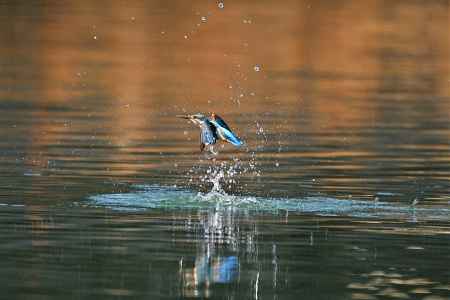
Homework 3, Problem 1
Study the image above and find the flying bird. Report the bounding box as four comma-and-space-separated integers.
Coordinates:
176, 113, 244, 152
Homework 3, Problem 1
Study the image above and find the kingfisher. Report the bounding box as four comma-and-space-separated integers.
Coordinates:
176, 113, 244, 152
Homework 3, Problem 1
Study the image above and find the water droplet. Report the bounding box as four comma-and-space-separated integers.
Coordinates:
184, 35, 188, 39
218, 2, 224, 9
93, 35, 97, 40
275, 162, 279, 167
254, 64, 261, 72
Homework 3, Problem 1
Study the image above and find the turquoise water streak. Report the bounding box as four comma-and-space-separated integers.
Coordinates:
89, 184, 450, 221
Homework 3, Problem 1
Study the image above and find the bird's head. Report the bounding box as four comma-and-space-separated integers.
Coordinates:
176, 113, 207, 126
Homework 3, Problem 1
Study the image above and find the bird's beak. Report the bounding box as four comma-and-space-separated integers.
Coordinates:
176, 114, 192, 119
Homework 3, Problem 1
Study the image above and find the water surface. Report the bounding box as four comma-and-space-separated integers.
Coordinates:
0, 0, 449, 299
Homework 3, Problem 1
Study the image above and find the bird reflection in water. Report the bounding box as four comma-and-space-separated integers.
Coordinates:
180, 253, 238, 298
178, 207, 257, 298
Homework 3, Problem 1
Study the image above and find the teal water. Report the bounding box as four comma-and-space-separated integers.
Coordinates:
89, 184, 450, 222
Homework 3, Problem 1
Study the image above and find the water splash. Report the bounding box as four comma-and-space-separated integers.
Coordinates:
255, 120, 268, 152
193, 158, 259, 205
185, 144, 260, 198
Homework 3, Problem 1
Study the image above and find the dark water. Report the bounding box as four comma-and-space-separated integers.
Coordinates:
1, 1, 449, 299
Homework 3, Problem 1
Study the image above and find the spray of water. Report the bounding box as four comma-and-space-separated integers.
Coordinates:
191, 157, 258, 206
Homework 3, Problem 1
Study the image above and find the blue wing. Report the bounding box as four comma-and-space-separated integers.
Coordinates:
211, 123, 243, 147
208, 114, 243, 147
211, 114, 232, 131
200, 122, 217, 151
